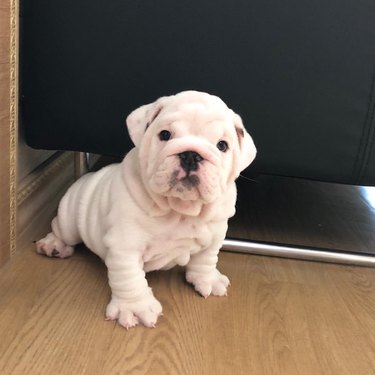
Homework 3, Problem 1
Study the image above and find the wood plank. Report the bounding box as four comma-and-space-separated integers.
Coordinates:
0, 0, 11, 267
1, 245, 375, 374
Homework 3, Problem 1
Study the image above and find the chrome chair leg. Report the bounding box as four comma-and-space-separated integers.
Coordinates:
222, 238, 375, 267
74, 152, 90, 180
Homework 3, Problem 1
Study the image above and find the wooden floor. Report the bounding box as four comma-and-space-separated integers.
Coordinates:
1, 175, 375, 374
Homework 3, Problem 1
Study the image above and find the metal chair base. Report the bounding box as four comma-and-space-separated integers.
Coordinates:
223, 238, 375, 267
74, 152, 90, 180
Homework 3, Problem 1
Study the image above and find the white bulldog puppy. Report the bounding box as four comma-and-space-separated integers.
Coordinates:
36, 90, 257, 329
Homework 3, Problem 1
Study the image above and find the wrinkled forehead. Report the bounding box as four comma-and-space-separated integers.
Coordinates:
158, 96, 233, 129
170, 92, 229, 112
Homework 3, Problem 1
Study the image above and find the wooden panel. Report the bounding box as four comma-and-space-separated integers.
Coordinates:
0, 0, 11, 267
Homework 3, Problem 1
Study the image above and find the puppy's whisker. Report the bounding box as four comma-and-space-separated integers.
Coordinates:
239, 174, 259, 183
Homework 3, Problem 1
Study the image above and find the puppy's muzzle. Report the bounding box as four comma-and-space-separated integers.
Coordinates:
178, 151, 203, 173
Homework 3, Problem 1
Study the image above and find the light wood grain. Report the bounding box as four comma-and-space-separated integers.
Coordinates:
0, 1, 11, 267
1, 244, 375, 374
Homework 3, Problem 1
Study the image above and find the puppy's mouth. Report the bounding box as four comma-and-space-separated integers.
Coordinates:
170, 170, 200, 191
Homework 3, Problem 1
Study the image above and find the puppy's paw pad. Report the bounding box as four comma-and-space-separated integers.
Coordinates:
106, 293, 163, 329
186, 269, 230, 298
36, 233, 74, 259
118, 311, 140, 330
105, 302, 120, 321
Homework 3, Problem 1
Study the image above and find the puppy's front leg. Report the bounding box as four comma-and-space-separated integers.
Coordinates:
105, 250, 162, 329
186, 238, 230, 298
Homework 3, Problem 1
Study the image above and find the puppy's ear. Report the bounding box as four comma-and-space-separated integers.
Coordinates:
233, 113, 257, 175
126, 97, 168, 147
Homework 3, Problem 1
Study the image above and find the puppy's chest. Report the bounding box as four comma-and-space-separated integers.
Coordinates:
142, 217, 213, 272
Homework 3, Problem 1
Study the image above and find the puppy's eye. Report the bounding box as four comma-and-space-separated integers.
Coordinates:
217, 140, 229, 152
159, 130, 171, 141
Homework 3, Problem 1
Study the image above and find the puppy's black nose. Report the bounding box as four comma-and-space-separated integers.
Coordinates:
178, 151, 203, 173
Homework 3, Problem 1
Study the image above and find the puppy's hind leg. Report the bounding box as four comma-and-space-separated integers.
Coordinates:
36, 232, 74, 258
36, 217, 77, 259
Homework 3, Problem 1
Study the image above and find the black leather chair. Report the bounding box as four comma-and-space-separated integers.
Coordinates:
20, 0, 375, 264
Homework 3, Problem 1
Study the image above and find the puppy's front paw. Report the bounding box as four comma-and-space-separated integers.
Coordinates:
186, 269, 230, 298
105, 292, 163, 329
36, 232, 74, 259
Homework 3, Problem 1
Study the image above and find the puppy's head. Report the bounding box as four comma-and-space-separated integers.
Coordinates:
126, 91, 256, 212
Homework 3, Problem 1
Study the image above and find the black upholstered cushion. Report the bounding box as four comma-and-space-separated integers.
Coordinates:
21, 0, 375, 185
